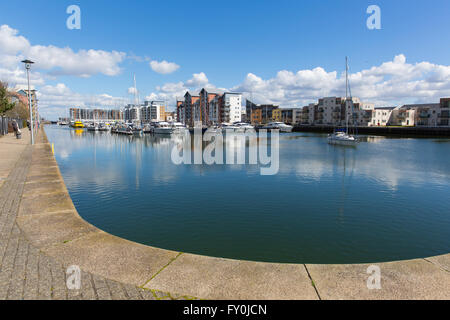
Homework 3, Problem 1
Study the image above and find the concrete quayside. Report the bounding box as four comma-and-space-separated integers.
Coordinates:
1, 127, 449, 300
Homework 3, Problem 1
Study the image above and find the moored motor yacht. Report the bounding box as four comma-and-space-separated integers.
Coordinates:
171, 122, 188, 134
98, 123, 109, 132
260, 122, 293, 133
221, 123, 239, 133
87, 123, 99, 132
153, 122, 174, 134
233, 122, 255, 133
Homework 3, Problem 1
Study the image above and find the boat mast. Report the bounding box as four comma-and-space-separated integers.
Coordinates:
133, 73, 139, 106
345, 57, 349, 134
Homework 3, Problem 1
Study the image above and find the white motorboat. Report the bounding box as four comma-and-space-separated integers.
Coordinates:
221, 123, 239, 133
98, 123, 109, 132
261, 122, 293, 133
171, 122, 188, 134
233, 122, 255, 133
87, 123, 99, 132
153, 122, 174, 134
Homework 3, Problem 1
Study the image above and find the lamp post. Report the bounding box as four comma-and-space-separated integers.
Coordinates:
21, 59, 35, 145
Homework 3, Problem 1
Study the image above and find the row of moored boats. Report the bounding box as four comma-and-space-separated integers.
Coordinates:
66, 121, 294, 135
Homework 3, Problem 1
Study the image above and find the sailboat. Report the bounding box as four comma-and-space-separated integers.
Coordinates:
328, 57, 359, 146
87, 109, 99, 132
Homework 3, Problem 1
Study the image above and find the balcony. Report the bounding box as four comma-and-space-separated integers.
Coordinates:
419, 113, 430, 118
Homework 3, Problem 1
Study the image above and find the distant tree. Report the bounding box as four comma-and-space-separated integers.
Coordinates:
0, 81, 16, 116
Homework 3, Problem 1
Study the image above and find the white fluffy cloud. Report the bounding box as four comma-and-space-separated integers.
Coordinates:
0, 24, 126, 84
150, 60, 180, 74
231, 54, 450, 107
144, 55, 450, 110
37, 83, 128, 119
185, 72, 209, 87
128, 87, 138, 95
3, 24, 449, 120
146, 72, 224, 103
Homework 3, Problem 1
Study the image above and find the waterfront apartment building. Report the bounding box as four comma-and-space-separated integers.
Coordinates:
124, 104, 140, 122
123, 101, 167, 123
246, 100, 280, 125
223, 92, 242, 124
366, 98, 449, 127
296, 96, 374, 127
296, 97, 450, 128
140, 101, 166, 122
404, 99, 450, 127
70, 108, 124, 122
178, 89, 242, 127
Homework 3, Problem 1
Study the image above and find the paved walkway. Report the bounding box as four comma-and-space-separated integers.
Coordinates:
0, 130, 193, 300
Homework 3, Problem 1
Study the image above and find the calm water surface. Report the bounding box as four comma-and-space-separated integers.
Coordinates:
45, 125, 450, 264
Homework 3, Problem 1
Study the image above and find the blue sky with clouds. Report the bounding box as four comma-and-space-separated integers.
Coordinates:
1, 0, 450, 119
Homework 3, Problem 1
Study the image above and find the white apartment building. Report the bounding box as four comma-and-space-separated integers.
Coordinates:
297, 97, 450, 128
140, 101, 166, 122
403, 103, 440, 127
389, 107, 416, 126
223, 93, 242, 123
370, 107, 396, 126
300, 97, 374, 127
124, 104, 141, 122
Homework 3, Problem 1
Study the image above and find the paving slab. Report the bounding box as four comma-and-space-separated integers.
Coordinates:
18, 191, 76, 216
23, 179, 66, 195
27, 165, 59, 177
145, 253, 318, 300
43, 231, 180, 287
16, 209, 99, 249
426, 254, 450, 272
26, 173, 61, 183
306, 259, 450, 300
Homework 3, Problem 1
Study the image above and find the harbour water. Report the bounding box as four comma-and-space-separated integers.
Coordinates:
45, 125, 450, 264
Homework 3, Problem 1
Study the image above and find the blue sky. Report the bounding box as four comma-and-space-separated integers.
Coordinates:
1, 0, 450, 119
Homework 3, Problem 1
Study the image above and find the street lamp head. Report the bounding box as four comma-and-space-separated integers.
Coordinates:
21, 59, 34, 69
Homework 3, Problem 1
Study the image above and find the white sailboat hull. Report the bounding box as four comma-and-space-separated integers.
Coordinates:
328, 133, 359, 146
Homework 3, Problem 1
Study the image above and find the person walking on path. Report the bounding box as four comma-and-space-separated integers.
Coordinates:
12, 120, 21, 139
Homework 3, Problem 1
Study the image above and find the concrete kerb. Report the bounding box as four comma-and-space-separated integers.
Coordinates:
14, 127, 450, 300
